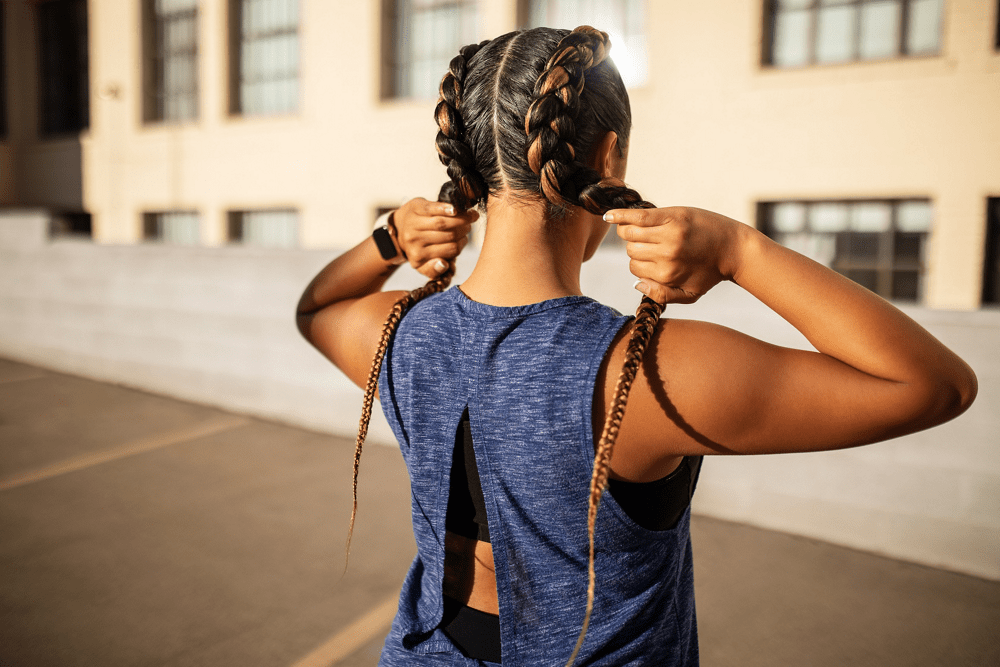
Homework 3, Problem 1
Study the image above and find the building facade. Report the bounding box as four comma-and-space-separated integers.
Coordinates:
2, 0, 998, 308
1, 0, 998, 579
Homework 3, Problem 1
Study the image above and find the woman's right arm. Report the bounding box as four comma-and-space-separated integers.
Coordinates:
602, 207, 978, 459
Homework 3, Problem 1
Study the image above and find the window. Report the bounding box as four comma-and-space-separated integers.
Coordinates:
996, 0, 1000, 50
37, 0, 89, 135
229, 0, 299, 115
143, 211, 200, 244
764, 0, 944, 68
227, 209, 298, 247
49, 212, 93, 239
0, 4, 6, 139
759, 199, 932, 301
522, 0, 648, 88
384, 0, 480, 99
143, 0, 199, 123
983, 198, 1000, 306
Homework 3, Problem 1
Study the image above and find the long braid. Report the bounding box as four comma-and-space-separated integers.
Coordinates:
345, 41, 489, 567
524, 26, 667, 666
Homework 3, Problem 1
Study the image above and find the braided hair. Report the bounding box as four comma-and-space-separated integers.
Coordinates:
522, 26, 664, 666
351, 26, 663, 666
345, 40, 489, 565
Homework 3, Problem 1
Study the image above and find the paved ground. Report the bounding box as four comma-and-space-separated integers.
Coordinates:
1, 356, 997, 667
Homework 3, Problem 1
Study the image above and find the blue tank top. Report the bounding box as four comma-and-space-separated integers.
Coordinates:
377, 287, 699, 666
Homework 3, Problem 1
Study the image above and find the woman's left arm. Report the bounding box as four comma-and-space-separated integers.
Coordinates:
296, 197, 476, 389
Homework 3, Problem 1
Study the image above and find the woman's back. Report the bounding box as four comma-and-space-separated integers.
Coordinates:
378, 287, 698, 665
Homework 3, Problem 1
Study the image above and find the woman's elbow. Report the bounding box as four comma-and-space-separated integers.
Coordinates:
920, 364, 978, 427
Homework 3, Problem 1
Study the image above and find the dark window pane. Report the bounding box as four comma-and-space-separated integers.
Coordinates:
49, 212, 92, 238
838, 231, 881, 263
38, 0, 89, 135
892, 270, 920, 301
894, 232, 923, 263
0, 5, 5, 138
983, 198, 1000, 305
843, 268, 880, 293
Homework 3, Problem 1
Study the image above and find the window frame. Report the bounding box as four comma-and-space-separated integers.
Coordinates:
227, 0, 300, 116
226, 208, 299, 248
142, 0, 200, 124
762, 0, 944, 69
142, 210, 201, 244
758, 198, 932, 302
519, 0, 649, 88
382, 0, 480, 101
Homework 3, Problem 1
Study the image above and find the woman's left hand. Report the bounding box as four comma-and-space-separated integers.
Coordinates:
392, 198, 479, 278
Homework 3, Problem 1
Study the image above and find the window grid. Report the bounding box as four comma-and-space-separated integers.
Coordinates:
143, 211, 201, 244
982, 198, 1000, 306
231, 0, 299, 115
759, 199, 932, 301
38, 0, 90, 136
227, 209, 298, 248
522, 0, 648, 88
764, 0, 944, 68
145, 0, 199, 123
388, 0, 480, 99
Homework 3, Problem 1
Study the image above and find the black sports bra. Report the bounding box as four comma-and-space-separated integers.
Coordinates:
445, 408, 702, 541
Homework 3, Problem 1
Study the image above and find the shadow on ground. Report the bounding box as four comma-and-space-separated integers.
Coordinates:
1, 358, 997, 667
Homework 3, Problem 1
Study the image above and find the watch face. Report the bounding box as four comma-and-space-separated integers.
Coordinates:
373, 226, 398, 260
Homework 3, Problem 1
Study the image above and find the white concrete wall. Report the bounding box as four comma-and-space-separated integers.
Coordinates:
1, 210, 997, 580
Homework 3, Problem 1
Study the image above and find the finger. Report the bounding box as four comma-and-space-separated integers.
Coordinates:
628, 258, 687, 287
418, 214, 475, 233
603, 208, 658, 227
416, 258, 449, 279
417, 199, 456, 217
407, 229, 465, 247
633, 279, 701, 305
411, 240, 466, 264
622, 240, 664, 262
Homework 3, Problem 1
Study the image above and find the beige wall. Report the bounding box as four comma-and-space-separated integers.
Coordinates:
72, 0, 1000, 308
83, 0, 523, 246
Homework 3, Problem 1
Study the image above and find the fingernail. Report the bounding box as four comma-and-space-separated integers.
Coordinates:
445, 205, 455, 216
603, 212, 614, 223
435, 259, 447, 272
632, 279, 648, 295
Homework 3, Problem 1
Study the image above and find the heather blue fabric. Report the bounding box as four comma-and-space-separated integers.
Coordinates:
377, 287, 699, 666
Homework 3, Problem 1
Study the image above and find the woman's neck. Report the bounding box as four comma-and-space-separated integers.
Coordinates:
460, 196, 590, 307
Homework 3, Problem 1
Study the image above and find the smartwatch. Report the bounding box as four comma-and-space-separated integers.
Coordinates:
373, 211, 406, 264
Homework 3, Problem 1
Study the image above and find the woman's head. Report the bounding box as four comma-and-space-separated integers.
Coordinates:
434, 27, 637, 215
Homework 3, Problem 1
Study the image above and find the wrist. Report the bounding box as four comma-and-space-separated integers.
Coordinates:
373, 210, 406, 265
725, 219, 765, 285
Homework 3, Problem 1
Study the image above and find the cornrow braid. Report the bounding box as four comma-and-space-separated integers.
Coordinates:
345, 40, 489, 568
524, 26, 610, 209
524, 28, 667, 667
436, 40, 491, 211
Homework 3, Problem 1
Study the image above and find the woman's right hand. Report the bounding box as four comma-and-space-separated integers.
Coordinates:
393, 198, 479, 279
604, 206, 750, 304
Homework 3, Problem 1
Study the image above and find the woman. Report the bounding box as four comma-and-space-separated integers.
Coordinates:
296, 27, 976, 666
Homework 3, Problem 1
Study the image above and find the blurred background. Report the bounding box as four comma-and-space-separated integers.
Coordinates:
0, 0, 998, 663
